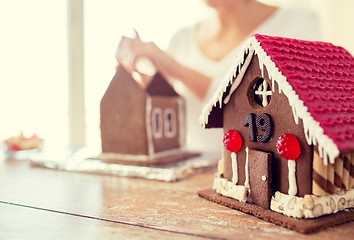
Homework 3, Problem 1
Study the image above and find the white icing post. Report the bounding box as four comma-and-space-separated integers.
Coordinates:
244, 147, 250, 189
288, 160, 297, 196
231, 152, 238, 184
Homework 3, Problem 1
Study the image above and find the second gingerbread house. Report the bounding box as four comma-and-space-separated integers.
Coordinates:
99, 65, 198, 165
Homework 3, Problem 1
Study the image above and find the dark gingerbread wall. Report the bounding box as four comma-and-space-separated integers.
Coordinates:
223, 55, 313, 197
100, 66, 149, 155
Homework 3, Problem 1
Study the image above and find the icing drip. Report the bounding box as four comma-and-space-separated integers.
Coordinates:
244, 147, 250, 189
231, 152, 238, 184
291, 106, 299, 124
223, 50, 254, 104
288, 160, 297, 196
258, 55, 264, 77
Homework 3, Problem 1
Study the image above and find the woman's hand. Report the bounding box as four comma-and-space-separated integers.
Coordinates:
115, 35, 212, 101
115, 36, 162, 87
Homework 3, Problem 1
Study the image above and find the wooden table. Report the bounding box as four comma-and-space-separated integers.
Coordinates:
1, 158, 353, 239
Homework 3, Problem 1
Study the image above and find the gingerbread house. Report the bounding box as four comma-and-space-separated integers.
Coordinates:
199, 34, 353, 232
99, 65, 197, 165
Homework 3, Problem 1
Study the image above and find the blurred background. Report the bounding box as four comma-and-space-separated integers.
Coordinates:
0, 0, 353, 154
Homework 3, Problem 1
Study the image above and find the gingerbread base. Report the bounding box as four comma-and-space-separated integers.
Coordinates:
92, 151, 200, 166
198, 189, 354, 234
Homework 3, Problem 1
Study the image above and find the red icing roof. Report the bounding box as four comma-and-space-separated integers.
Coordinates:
253, 34, 354, 152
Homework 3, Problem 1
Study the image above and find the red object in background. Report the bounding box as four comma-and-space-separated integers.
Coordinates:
223, 129, 242, 153
5, 134, 43, 152
276, 133, 301, 160
8, 144, 22, 152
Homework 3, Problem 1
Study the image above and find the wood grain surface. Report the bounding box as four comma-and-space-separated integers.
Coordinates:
0, 158, 353, 239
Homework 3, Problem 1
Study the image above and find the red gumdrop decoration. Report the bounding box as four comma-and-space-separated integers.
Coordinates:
223, 129, 242, 153
276, 133, 301, 160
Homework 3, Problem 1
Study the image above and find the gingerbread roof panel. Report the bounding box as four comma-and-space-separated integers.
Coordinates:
253, 34, 354, 152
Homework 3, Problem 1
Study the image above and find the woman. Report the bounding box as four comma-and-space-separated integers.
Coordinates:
115, 0, 321, 152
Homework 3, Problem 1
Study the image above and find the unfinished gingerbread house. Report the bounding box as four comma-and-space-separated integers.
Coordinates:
99, 65, 197, 165
199, 34, 353, 232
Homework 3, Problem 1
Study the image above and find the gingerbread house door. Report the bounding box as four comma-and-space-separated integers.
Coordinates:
248, 149, 272, 209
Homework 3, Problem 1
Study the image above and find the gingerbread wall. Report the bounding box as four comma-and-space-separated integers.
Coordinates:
100, 66, 185, 156
222, 54, 313, 197
100, 66, 149, 155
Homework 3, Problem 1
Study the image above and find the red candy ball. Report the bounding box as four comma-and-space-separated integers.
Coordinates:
276, 133, 301, 160
223, 129, 242, 153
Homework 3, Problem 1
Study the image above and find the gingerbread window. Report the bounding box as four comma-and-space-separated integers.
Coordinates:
152, 108, 163, 138
252, 78, 272, 108
164, 108, 177, 138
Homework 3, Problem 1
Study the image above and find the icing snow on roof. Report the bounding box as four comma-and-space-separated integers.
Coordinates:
200, 34, 354, 165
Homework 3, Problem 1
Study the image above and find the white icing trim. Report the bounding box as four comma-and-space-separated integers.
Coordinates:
217, 159, 224, 175
164, 108, 177, 138
146, 96, 154, 155
177, 98, 186, 147
244, 147, 250, 189
151, 107, 163, 139
213, 174, 248, 203
200, 36, 340, 164
231, 152, 238, 184
224, 50, 254, 104
288, 160, 297, 196
270, 190, 354, 219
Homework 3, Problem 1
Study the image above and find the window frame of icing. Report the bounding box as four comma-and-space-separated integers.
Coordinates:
164, 108, 177, 138
151, 108, 163, 139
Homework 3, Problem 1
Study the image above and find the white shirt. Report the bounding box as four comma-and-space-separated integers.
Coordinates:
167, 7, 322, 153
